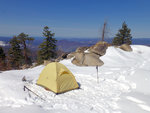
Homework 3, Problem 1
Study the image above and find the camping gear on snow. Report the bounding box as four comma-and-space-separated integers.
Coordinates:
36, 62, 79, 94
24, 85, 45, 101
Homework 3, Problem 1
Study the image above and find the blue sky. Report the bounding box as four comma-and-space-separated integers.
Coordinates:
0, 0, 150, 38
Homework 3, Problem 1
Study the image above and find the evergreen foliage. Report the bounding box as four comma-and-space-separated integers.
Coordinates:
0, 46, 5, 60
0, 46, 6, 70
112, 22, 132, 45
17, 33, 34, 65
38, 26, 57, 63
8, 36, 23, 68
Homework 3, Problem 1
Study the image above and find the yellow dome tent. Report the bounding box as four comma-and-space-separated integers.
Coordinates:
36, 62, 79, 94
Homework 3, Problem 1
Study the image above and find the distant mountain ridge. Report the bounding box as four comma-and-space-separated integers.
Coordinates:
0, 36, 150, 52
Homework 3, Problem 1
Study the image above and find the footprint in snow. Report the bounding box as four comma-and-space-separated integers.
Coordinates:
110, 68, 120, 71
126, 96, 145, 104
130, 70, 135, 76
104, 72, 113, 75
138, 104, 150, 112
126, 96, 150, 112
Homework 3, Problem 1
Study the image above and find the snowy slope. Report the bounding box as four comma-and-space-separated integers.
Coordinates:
0, 45, 150, 113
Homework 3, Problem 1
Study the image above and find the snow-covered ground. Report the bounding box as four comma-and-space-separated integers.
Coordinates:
0, 45, 150, 113
0, 41, 7, 46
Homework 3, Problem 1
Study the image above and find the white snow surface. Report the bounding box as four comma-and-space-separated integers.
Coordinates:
0, 41, 7, 46
0, 45, 150, 113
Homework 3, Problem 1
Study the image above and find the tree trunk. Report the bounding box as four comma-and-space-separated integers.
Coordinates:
23, 41, 28, 64
102, 21, 106, 41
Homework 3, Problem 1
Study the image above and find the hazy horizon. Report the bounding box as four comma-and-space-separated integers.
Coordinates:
0, 36, 150, 39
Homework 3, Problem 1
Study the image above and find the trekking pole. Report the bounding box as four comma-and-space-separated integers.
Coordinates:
24, 86, 45, 101
96, 65, 99, 83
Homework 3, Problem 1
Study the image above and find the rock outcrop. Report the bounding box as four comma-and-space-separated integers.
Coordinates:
75, 47, 89, 53
89, 41, 108, 56
70, 41, 108, 66
55, 53, 69, 62
71, 52, 84, 66
71, 52, 104, 66
44, 60, 52, 66
120, 44, 132, 52
67, 52, 76, 59
83, 53, 104, 66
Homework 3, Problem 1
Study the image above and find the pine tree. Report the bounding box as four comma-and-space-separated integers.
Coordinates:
112, 22, 132, 45
38, 26, 57, 63
0, 46, 6, 70
17, 33, 34, 65
8, 36, 23, 69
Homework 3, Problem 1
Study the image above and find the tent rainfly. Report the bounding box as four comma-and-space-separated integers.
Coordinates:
36, 62, 79, 94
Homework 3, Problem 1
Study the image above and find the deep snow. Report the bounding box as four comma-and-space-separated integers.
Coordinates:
0, 45, 150, 113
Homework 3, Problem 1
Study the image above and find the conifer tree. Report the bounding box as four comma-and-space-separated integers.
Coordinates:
8, 36, 23, 68
17, 33, 34, 65
38, 26, 57, 63
112, 22, 132, 45
0, 46, 6, 70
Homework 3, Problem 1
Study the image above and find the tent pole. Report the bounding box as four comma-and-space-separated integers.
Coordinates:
96, 66, 99, 83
